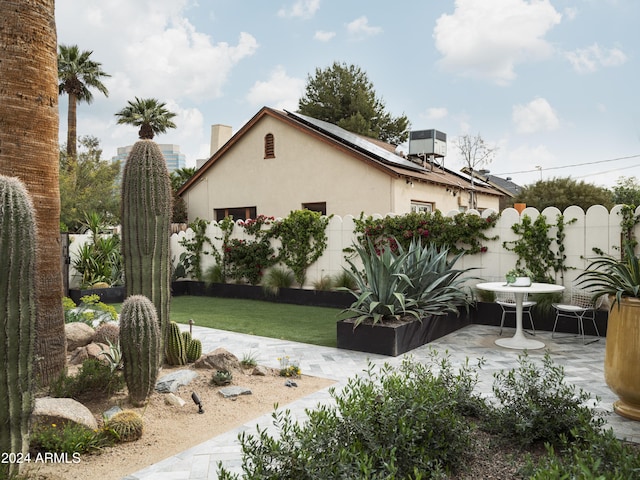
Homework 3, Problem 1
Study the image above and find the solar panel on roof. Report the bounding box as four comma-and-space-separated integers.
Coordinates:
285, 110, 426, 172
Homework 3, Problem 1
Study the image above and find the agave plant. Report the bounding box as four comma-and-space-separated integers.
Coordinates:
398, 238, 475, 317
577, 242, 640, 309
340, 238, 475, 328
339, 240, 421, 327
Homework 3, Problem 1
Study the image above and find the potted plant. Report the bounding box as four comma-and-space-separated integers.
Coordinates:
505, 267, 533, 286
336, 238, 473, 356
578, 242, 640, 421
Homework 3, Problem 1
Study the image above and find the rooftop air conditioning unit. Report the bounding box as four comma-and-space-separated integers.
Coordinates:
408, 129, 447, 158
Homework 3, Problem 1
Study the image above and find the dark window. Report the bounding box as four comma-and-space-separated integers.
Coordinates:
264, 133, 275, 158
214, 206, 257, 222
302, 202, 327, 216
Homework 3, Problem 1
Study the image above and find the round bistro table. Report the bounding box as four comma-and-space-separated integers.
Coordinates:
476, 282, 565, 350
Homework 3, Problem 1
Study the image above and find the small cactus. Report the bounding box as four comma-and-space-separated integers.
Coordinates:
94, 322, 120, 345
0, 176, 37, 478
119, 295, 161, 406
186, 338, 202, 363
106, 410, 144, 442
166, 321, 187, 366
210, 370, 233, 386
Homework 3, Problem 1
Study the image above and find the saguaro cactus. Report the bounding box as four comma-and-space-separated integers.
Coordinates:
0, 176, 36, 478
119, 295, 161, 407
121, 140, 172, 356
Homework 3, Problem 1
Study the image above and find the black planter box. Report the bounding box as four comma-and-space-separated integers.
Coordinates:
171, 281, 353, 309
68, 286, 126, 305
337, 311, 471, 357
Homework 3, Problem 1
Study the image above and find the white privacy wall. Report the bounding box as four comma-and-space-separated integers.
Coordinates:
69, 205, 635, 289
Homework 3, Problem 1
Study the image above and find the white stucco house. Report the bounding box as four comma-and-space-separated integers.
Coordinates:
178, 107, 504, 221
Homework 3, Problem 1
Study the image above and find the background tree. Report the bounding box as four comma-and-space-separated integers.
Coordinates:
612, 176, 640, 206
58, 44, 110, 162
514, 177, 614, 212
0, 0, 66, 385
115, 97, 178, 140
60, 136, 121, 231
298, 62, 410, 145
170, 167, 196, 191
455, 133, 497, 209
170, 168, 195, 224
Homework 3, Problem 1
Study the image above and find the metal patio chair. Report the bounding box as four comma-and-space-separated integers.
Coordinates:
495, 291, 537, 336
551, 289, 603, 344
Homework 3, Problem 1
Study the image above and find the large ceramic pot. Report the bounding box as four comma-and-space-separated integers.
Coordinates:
604, 296, 640, 421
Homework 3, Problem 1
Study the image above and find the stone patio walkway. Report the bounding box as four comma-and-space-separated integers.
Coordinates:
123, 324, 640, 480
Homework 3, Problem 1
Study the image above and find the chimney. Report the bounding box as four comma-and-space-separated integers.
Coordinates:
210, 124, 232, 156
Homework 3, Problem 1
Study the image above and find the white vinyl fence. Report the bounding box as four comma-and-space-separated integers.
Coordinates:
68, 204, 637, 290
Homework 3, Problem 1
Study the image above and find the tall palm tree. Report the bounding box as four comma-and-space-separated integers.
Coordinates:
0, 0, 66, 385
115, 97, 178, 140
58, 44, 110, 162
170, 167, 197, 191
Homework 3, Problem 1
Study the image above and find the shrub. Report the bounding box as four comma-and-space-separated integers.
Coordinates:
217, 355, 482, 479
524, 428, 640, 479
63, 294, 117, 326
482, 352, 603, 447
49, 359, 125, 401
30, 422, 112, 455
261, 267, 295, 296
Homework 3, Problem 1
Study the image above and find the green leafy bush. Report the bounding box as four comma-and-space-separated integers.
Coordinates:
353, 210, 498, 255
524, 428, 640, 479
483, 352, 603, 447
224, 238, 276, 285
217, 355, 483, 479
62, 294, 117, 326
30, 422, 112, 455
49, 359, 125, 401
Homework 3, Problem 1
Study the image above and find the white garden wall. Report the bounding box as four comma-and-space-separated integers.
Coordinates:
68, 205, 638, 290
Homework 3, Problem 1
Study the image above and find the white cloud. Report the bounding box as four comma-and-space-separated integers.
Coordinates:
246, 66, 305, 110
512, 98, 560, 133
564, 43, 627, 74
425, 107, 448, 120
346, 16, 383, 39
314, 30, 336, 42
277, 0, 320, 19
433, 0, 561, 85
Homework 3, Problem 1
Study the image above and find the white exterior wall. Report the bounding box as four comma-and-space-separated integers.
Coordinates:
182, 115, 500, 220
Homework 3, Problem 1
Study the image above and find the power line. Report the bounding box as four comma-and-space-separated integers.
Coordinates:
495, 154, 640, 176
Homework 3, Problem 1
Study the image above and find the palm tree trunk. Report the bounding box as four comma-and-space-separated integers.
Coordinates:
66, 92, 78, 162
0, 0, 67, 385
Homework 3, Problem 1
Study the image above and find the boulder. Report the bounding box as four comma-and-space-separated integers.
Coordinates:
219, 386, 252, 398
32, 397, 98, 430
65, 322, 95, 351
103, 406, 123, 420
68, 342, 110, 365
251, 365, 271, 376
164, 393, 186, 407
155, 369, 199, 393
194, 347, 241, 372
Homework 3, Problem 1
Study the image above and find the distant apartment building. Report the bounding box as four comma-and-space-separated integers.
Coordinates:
112, 144, 186, 173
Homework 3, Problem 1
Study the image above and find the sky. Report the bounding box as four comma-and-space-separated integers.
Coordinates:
55, 0, 640, 188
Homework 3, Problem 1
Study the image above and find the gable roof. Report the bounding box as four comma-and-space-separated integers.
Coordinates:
178, 107, 502, 198
460, 167, 522, 198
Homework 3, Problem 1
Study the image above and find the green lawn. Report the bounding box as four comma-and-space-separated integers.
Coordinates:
116, 295, 343, 348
